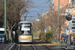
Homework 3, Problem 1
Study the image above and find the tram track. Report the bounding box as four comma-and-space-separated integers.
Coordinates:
17, 39, 56, 50
17, 39, 70, 50
17, 44, 75, 50
31, 45, 37, 50
17, 44, 34, 50
17, 44, 52, 50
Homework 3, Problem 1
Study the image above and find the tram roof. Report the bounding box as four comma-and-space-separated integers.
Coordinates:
19, 21, 32, 23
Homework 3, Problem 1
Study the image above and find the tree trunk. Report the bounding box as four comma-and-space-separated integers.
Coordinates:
8, 29, 12, 40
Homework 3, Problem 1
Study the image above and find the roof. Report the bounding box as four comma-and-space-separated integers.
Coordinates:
0, 28, 4, 31
19, 21, 32, 24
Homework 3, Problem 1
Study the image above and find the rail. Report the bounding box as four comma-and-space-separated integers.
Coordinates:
18, 45, 21, 50
31, 45, 37, 50
42, 45, 51, 50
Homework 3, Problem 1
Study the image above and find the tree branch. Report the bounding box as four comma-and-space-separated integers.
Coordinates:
11, 23, 16, 30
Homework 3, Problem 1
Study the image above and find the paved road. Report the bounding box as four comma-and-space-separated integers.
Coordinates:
0, 43, 15, 50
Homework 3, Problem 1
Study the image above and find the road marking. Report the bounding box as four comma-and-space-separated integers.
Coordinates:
4, 44, 12, 50
9, 43, 15, 50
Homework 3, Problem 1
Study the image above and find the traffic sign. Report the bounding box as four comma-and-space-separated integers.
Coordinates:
66, 14, 72, 21
72, 33, 75, 37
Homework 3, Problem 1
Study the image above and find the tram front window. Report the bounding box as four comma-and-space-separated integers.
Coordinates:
19, 23, 32, 35
19, 31, 31, 35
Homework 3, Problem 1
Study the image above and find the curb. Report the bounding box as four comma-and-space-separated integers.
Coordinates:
9, 43, 16, 50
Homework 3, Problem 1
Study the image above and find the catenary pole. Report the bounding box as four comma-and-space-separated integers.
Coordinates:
58, 0, 60, 41
4, 0, 6, 43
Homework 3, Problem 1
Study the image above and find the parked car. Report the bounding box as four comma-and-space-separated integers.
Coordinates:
0, 28, 8, 43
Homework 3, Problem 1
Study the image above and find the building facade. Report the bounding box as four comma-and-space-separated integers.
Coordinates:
52, 0, 75, 34
53, 0, 70, 11
53, 0, 75, 16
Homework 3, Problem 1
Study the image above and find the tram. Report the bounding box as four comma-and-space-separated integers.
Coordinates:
18, 21, 33, 43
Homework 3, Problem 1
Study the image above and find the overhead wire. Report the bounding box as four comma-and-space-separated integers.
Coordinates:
40, 0, 51, 11
28, 0, 50, 9
26, 0, 51, 20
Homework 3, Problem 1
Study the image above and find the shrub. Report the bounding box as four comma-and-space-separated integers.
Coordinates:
32, 32, 37, 37
38, 32, 42, 39
46, 30, 53, 41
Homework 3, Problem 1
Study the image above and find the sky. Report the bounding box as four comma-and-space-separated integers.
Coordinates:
22, 0, 52, 21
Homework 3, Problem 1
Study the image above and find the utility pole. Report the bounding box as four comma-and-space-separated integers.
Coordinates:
58, 0, 60, 41
4, 0, 6, 43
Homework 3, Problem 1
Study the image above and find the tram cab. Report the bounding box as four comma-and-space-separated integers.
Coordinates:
18, 21, 33, 43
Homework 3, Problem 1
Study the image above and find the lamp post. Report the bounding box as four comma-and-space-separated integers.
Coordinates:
4, 0, 6, 43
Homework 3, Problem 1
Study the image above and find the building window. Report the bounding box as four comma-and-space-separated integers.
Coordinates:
60, 5, 62, 9
72, 0, 75, 7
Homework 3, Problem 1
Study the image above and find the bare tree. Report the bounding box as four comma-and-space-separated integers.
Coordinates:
0, 0, 32, 40
38, 6, 67, 38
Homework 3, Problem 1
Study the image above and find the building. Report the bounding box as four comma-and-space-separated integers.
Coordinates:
53, 0, 70, 11
53, 0, 75, 16
52, 0, 75, 34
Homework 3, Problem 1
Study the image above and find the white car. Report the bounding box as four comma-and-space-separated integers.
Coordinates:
0, 28, 8, 43
0, 35, 4, 42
